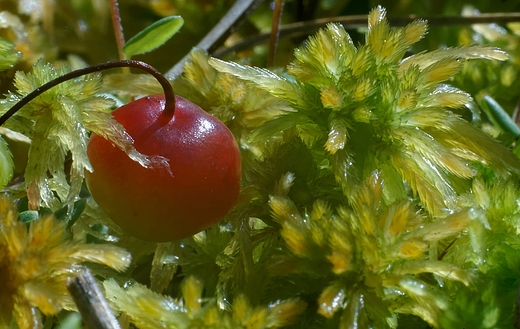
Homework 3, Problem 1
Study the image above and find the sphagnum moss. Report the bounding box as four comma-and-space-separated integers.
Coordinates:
0, 196, 131, 329
158, 5, 520, 328
2, 4, 520, 329
210, 7, 520, 215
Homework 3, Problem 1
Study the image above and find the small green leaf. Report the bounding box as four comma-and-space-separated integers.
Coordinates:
18, 210, 39, 224
0, 136, 14, 189
123, 16, 184, 57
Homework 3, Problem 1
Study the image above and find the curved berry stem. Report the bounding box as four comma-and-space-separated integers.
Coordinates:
0, 60, 175, 127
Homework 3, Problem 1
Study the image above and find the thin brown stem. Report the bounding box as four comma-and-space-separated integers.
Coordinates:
213, 12, 520, 58
267, 0, 284, 67
438, 236, 459, 261
166, 0, 265, 79
0, 60, 175, 127
110, 0, 126, 61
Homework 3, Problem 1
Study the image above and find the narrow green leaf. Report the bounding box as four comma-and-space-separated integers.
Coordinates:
209, 57, 307, 108
53, 198, 87, 227
0, 136, 14, 189
69, 199, 87, 228
481, 95, 520, 137
123, 16, 184, 57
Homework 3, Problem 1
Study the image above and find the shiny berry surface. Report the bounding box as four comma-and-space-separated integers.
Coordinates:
85, 94, 241, 242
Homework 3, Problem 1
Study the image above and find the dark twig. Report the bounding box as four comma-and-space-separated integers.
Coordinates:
165, 0, 265, 79
213, 12, 520, 58
67, 267, 121, 329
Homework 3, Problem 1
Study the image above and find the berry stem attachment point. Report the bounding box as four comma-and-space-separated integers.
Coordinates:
0, 60, 175, 127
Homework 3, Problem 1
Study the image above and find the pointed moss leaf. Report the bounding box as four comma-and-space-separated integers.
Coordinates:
445, 119, 520, 176
249, 113, 313, 142
123, 16, 184, 57
209, 57, 305, 108
0, 37, 20, 70
394, 260, 470, 285
400, 45, 508, 71
0, 136, 14, 189
480, 95, 520, 137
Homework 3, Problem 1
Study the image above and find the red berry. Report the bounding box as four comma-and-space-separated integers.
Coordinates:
85, 94, 241, 242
